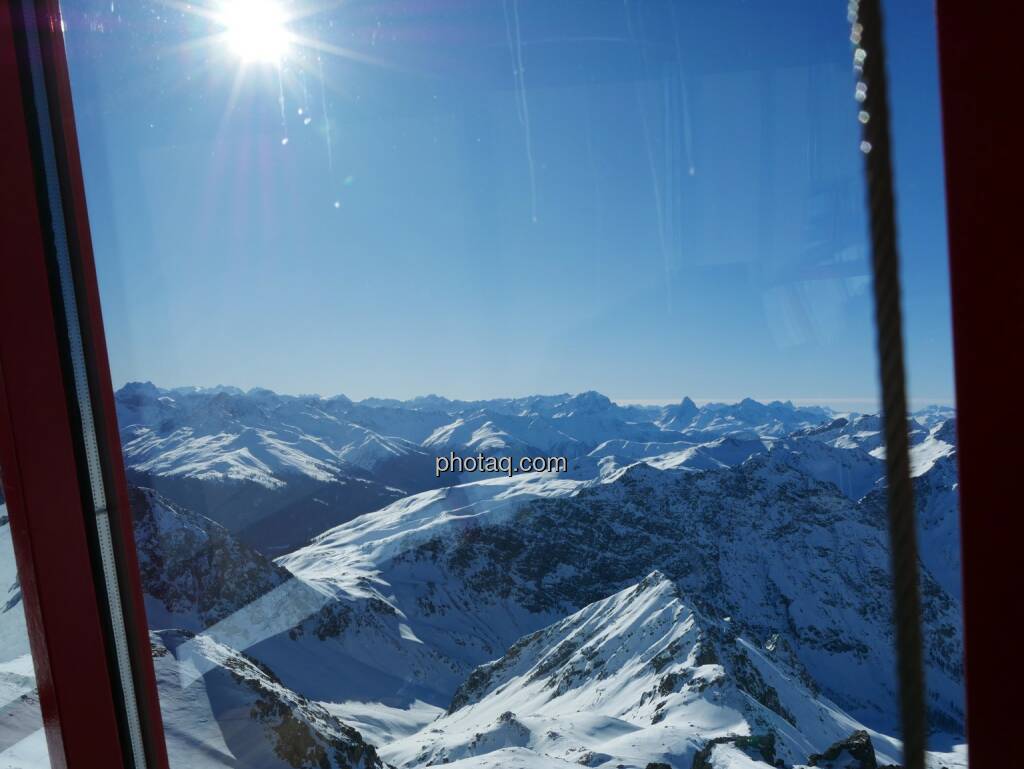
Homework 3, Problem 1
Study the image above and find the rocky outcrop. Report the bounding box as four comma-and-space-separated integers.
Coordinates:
808, 730, 879, 769
130, 485, 292, 628
691, 733, 779, 768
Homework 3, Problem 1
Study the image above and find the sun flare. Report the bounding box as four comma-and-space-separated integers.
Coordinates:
219, 0, 291, 64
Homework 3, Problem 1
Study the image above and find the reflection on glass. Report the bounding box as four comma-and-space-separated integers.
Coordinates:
0, 471, 52, 766
63, 1, 964, 767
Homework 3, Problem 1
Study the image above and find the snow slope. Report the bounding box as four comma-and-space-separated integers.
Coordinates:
0, 506, 46, 768
0, 508, 29, 664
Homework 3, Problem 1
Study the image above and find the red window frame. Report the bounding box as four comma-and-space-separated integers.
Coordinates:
0, 1, 1017, 767
935, 3, 1022, 767
0, 1, 168, 766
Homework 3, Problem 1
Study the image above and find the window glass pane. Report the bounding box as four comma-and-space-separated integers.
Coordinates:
0, 470, 53, 767
61, 1, 965, 768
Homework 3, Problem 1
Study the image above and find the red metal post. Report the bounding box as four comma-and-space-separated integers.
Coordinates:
936, 3, 1022, 768
0, 1, 170, 766
0, 2, 128, 764
29, 1, 171, 764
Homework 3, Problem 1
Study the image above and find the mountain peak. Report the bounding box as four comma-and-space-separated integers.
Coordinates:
118, 380, 161, 399
633, 569, 674, 594
549, 390, 616, 418
569, 390, 613, 409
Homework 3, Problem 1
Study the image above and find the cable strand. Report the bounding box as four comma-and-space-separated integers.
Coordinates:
850, 0, 928, 767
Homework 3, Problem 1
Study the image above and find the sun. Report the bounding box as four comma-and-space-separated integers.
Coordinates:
218, 0, 292, 64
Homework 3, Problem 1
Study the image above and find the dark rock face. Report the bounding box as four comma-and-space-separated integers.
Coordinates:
691, 733, 778, 768
130, 485, 292, 628
730, 647, 796, 725
808, 730, 879, 769
132, 484, 361, 645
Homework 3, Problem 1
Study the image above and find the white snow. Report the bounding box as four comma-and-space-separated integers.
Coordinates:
278, 471, 583, 587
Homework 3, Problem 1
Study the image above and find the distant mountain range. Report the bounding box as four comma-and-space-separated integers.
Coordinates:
114, 382, 949, 556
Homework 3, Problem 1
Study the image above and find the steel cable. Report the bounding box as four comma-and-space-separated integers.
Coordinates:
850, 1, 928, 767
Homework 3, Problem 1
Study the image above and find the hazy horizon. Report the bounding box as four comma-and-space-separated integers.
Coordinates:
116, 378, 955, 415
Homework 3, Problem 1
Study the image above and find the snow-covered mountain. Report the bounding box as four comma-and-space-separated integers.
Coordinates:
383, 572, 910, 768
116, 382, 452, 553
279, 449, 963, 732
912, 405, 957, 430
114, 384, 845, 555
683, 398, 833, 438
131, 472, 964, 768
861, 419, 961, 602
0, 387, 965, 768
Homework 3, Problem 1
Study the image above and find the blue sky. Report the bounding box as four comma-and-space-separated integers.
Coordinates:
63, 0, 953, 411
